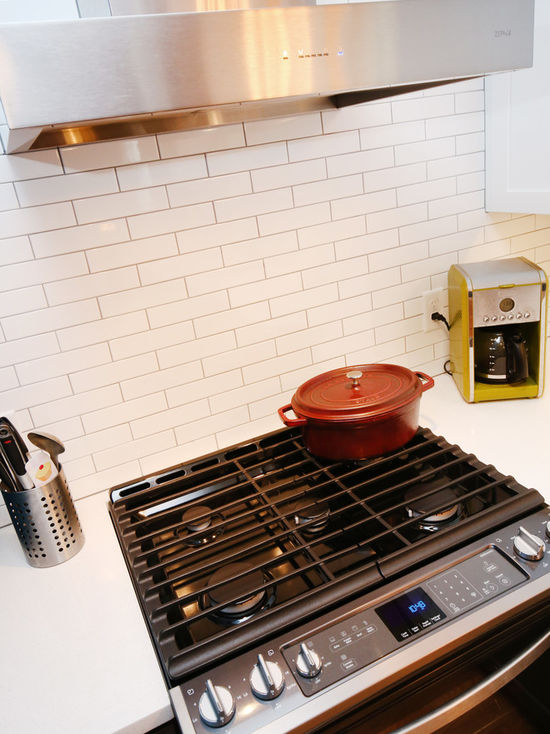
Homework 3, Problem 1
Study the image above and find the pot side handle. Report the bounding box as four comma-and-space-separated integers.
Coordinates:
278, 404, 307, 427
415, 371, 435, 392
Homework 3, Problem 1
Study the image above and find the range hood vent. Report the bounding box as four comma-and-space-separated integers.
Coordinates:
0, 0, 534, 153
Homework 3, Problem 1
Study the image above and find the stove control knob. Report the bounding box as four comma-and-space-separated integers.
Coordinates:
546, 521, 550, 539
198, 679, 236, 728
250, 653, 285, 700
513, 526, 546, 562
296, 642, 322, 678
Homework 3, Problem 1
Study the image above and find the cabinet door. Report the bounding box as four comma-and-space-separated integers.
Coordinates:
486, 0, 550, 213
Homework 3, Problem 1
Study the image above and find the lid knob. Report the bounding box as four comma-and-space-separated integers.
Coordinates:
346, 370, 363, 388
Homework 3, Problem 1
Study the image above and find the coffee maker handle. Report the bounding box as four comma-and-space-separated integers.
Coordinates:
505, 333, 529, 382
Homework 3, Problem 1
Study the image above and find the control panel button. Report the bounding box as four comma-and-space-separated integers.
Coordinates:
296, 642, 322, 678
513, 526, 545, 562
516, 313, 522, 319
199, 680, 235, 728
250, 654, 284, 700
483, 316, 489, 322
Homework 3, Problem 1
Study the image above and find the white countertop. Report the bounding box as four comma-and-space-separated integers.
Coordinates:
1, 370, 549, 734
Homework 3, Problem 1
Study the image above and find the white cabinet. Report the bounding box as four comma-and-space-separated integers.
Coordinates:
485, 0, 550, 213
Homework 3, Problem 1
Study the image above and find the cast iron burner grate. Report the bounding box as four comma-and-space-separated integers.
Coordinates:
108, 426, 544, 686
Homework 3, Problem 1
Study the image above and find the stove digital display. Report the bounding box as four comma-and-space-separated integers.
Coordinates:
376, 587, 446, 642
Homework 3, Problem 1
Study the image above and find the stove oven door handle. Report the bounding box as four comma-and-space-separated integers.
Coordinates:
393, 628, 550, 734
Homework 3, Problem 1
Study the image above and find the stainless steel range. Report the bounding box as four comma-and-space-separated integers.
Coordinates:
108, 426, 550, 733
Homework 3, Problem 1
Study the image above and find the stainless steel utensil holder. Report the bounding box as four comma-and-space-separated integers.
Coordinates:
1, 467, 84, 568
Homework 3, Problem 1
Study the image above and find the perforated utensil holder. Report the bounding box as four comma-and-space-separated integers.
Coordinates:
1, 467, 84, 568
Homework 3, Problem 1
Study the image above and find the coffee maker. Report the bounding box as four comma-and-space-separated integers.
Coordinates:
448, 257, 547, 402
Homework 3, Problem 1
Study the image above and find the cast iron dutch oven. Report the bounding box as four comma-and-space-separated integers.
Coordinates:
278, 364, 434, 461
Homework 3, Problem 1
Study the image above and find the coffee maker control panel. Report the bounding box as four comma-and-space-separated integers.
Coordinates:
473, 285, 541, 328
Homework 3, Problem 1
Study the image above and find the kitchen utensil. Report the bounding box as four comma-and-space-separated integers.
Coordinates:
278, 363, 434, 460
27, 430, 65, 470
25, 450, 59, 487
474, 327, 529, 384
1, 464, 84, 568
0, 425, 33, 489
0, 442, 20, 492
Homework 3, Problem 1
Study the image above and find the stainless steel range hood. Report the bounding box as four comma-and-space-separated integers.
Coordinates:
0, 0, 535, 153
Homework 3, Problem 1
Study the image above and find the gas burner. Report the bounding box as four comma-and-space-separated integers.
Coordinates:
202, 561, 276, 625
405, 478, 463, 532
292, 497, 330, 534
179, 505, 224, 546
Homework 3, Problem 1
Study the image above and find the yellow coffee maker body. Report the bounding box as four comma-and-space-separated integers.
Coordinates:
448, 257, 547, 403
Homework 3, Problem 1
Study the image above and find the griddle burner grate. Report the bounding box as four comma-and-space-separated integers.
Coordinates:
108, 426, 544, 686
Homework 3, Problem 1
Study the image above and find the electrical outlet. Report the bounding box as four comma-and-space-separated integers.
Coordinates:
422, 287, 444, 332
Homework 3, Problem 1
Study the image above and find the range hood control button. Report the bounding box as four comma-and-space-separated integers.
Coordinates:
513, 527, 546, 562
250, 654, 285, 700
199, 679, 236, 728
296, 642, 322, 678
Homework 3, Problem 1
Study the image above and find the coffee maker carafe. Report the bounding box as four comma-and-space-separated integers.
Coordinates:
448, 257, 547, 403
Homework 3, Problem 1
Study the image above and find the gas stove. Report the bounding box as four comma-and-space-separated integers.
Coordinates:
109, 426, 550, 733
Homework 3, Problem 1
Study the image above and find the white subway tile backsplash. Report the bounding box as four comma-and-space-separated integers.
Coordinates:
30, 384, 121, 426
258, 202, 331, 236
327, 147, 394, 178
335, 229, 399, 261
71, 352, 158, 394
74, 187, 168, 225
332, 188, 396, 221
158, 331, 236, 370
166, 369, 242, 408
298, 216, 365, 249
293, 174, 363, 208
0, 149, 62, 184
31, 219, 129, 258
288, 131, 359, 162
16, 343, 111, 385
0, 332, 59, 368
148, 290, 228, 330
363, 162, 426, 194
45, 266, 139, 305
168, 172, 251, 208
203, 340, 276, 377
0, 376, 71, 413
2, 84, 546, 511
207, 142, 287, 176
177, 218, 258, 253
61, 137, 159, 172
0, 201, 76, 238
138, 248, 223, 285
0, 284, 47, 318
117, 155, 207, 191
158, 125, 245, 159
252, 159, 326, 193
58, 310, 149, 351
322, 102, 391, 134
87, 233, 178, 272
270, 283, 338, 318
132, 398, 209, 439
360, 120, 425, 150
2, 299, 100, 340
0, 182, 17, 211
215, 188, 293, 222
237, 312, 307, 348
111, 320, 194, 361
265, 243, 334, 278
16, 169, 118, 207
245, 113, 322, 145
128, 201, 214, 239
121, 360, 202, 402
0, 235, 33, 266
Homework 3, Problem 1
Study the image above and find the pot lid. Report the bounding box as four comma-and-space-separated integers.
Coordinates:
291, 364, 424, 422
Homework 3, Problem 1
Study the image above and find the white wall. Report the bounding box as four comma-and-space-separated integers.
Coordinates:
1, 11, 550, 527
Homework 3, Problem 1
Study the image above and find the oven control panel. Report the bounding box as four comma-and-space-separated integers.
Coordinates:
171, 510, 550, 734
281, 546, 526, 697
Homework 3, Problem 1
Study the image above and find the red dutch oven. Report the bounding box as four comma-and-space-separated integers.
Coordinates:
278, 364, 434, 461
